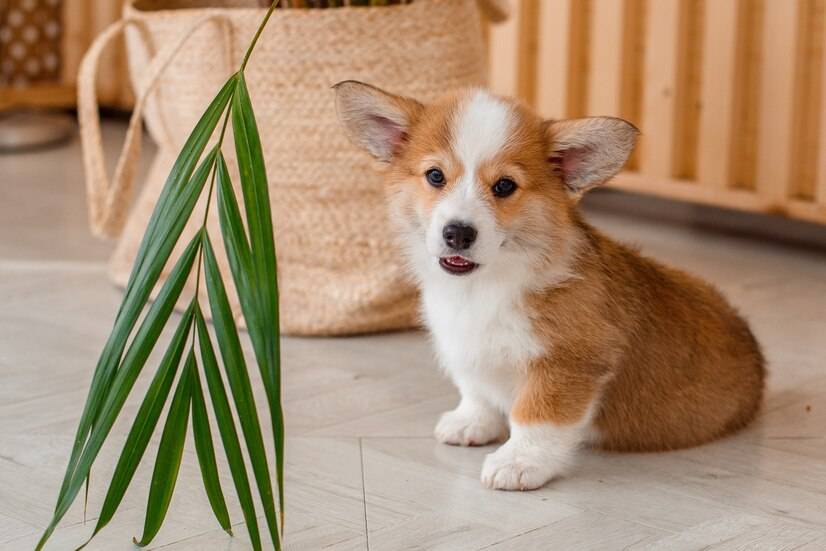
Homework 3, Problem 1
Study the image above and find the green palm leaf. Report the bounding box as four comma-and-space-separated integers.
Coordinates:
78, 304, 194, 550
39, 2, 285, 549
190, 349, 233, 537
133, 350, 195, 547
195, 307, 263, 551
203, 234, 281, 549
229, 75, 285, 524
79, 302, 199, 548
38, 234, 201, 551
55, 141, 222, 512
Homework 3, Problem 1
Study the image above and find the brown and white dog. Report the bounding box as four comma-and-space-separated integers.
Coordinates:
334, 81, 765, 491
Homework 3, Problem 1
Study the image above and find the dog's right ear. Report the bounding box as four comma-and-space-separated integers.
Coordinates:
333, 80, 423, 162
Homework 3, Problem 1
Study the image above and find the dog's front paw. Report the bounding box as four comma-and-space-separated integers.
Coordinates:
481, 443, 558, 491
434, 407, 507, 447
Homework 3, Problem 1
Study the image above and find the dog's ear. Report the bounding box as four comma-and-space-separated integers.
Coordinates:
544, 117, 639, 197
333, 80, 424, 162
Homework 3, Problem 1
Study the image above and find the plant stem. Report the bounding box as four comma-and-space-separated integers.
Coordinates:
241, 0, 280, 72
191, 0, 280, 327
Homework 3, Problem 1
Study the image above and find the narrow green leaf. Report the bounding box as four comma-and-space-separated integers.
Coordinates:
195, 307, 262, 550
133, 351, 195, 547
73, 149, 215, 518
71, 310, 194, 551
202, 233, 280, 549
215, 152, 254, 290
79, 313, 198, 547
232, 74, 277, 304
230, 75, 285, 526
215, 151, 264, 368
190, 353, 232, 536
54, 142, 220, 516
37, 233, 201, 551
125, 75, 236, 293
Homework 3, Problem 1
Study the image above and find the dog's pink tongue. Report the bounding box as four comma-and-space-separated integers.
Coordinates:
446, 256, 471, 266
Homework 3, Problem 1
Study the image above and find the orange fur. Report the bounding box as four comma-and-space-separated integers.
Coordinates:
335, 82, 765, 453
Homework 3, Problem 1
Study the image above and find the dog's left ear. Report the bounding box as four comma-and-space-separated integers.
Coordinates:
544, 117, 639, 197
333, 80, 424, 162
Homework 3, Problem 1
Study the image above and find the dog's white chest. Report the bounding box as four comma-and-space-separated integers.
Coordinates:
422, 279, 543, 413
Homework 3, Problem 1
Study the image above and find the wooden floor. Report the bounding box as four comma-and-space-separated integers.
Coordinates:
1, 121, 826, 550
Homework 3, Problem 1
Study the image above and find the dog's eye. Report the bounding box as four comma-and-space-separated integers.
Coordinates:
425, 168, 446, 188
492, 178, 517, 198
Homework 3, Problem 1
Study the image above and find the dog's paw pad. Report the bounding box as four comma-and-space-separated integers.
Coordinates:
434, 409, 506, 447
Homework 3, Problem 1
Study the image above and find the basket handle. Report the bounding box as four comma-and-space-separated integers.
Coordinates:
77, 13, 232, 238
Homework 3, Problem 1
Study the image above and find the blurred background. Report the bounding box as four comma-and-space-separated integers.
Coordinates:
3, 0, 825, 229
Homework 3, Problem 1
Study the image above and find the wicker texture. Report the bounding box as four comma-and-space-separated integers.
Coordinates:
78, 0, 488, 335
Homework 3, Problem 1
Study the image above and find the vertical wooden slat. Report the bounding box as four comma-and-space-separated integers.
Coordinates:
93, 0, 122, 106
671, 0, 703, 180
789, 0, 825, 201
487, 0, 540, 104
639, 0, 681, 178
819, 15, 826, 206
729, 0, 762, 191
62, 0, 133, 109
587, 0, 624, 117
565, 0, 591, 118
697, 0, 739, 189
516, 0, 541, 106
488, 0, 522, 98
755, 0, 800, 202
534, 0, 575, 119
620, 0, 646, 170
535, 0, 590, 119
61, 0, 91, 87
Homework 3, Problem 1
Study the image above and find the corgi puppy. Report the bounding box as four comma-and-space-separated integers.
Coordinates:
333, 81, 765, 491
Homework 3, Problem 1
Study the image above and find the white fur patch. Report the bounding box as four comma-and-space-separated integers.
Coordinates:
453, 90, 512, 177
413, 90, 544, 438
434, 395, 508, 446
481, 403, 598, 491
423, 90, 514, 266
422, 272, 544, 415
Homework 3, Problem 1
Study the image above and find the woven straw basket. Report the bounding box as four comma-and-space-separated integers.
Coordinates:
78, 0, 498, 335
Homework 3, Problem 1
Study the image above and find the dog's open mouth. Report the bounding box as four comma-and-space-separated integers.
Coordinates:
439, 255, 478, 275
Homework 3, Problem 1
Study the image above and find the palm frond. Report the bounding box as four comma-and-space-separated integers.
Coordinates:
38, 2, 285, 549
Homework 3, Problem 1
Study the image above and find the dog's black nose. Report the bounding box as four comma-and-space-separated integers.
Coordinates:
443, 223, 477, 250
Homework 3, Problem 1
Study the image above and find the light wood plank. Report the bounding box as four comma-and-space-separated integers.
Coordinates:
819, 16, 826, 206
487, 0, 522, 98
60, 0, 91, 88
729, 0, 763, 191
611, 171, 826, 224
515, 0, 541, 106
535, 0, 575, 119
697, 0, 739, 189
0, 84, 76, 111
639, 0, 681, 178
755, 0, 801, 202
787, 0, 825, 201
587, 0, 625, 117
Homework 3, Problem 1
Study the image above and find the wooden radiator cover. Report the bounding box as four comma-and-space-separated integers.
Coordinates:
487, 0, 826, 225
